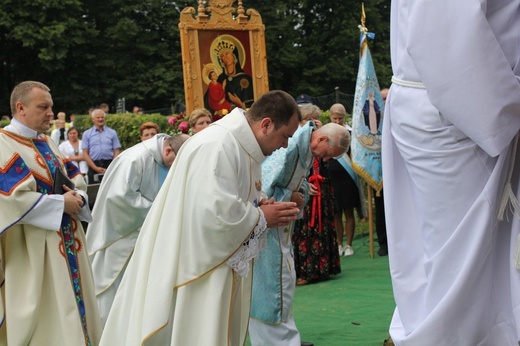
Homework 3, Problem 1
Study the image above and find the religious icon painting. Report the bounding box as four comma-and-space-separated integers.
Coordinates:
199, 32, 254, 115
178, 0, 269, 115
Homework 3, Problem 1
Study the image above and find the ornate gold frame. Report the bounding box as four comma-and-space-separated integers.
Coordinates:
178, 0, 269, 115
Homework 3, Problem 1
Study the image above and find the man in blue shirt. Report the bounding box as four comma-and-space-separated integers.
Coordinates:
82, 108, 121, 184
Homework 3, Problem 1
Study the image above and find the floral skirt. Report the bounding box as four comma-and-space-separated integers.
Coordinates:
292, 171, 341, 283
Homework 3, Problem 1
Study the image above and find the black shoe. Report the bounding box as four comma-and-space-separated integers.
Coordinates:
301, 342, 314, 346
383, 337, 394, 346
378, 245, 388, 257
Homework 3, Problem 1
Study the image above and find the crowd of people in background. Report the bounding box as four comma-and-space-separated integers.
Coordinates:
1, 81, 376, 346
0, 82, 390, 345
3, 48, 518, 345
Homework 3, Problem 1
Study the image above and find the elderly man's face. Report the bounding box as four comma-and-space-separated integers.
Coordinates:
92, 111, 106, 128
310, 134, 346, 162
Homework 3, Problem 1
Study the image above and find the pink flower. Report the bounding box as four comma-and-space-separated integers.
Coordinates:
178, 121, 189, 134
168, 116, 178, 126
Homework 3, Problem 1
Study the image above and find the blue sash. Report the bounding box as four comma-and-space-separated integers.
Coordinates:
158, 165, 169, 188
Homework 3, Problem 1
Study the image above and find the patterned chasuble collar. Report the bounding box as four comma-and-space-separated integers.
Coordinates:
33, 140, 61, 194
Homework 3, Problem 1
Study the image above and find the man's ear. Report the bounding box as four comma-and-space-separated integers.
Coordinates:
259, 117, 272, 135
318, 135, 328, 143
164, 145, 173, 156
15, 101, 25, 116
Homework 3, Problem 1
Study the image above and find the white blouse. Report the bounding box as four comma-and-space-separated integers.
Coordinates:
59, 140, 88, 174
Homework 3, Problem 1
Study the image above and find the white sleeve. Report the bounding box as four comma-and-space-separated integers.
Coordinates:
21, 194, 64, 231
76, 189, 93, 223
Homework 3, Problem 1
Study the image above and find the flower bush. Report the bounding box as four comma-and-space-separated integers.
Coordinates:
167, 113, 190, 135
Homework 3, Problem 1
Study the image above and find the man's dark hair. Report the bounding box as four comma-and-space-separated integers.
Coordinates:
166, 133, 189, 154
246, 90, 301, 129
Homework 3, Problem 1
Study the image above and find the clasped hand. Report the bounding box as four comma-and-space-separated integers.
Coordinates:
259, 198, 299, 228
63, 185, 84, 215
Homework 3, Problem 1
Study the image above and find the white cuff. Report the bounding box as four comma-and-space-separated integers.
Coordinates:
227, 209, 268, 277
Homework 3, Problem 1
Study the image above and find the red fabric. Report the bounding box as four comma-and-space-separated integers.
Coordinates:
307, 158, 324, 232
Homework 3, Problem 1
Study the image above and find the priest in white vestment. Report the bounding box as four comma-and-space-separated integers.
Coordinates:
86, 133, 189, 326
249, 122, 350, 346
0, 81, 102, 345
99, 90, 302, 345
384, 1, 520, 345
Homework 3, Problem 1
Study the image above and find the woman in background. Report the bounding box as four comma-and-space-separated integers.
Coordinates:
139, 122, 159, 141
59, 126, 88, 176
188, 108, 212, 134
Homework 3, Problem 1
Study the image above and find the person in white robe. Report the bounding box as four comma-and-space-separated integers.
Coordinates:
0, 81, 101, 345
99, 90, 303, 345
249, 122, 350, 346
86, 133, 189, 326
384, 1, 520, 345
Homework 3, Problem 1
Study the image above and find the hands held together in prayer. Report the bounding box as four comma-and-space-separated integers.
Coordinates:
259, 198, 300, 228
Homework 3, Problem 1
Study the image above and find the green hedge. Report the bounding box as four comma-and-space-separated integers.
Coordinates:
74, 113, 176, 151
1, 111, 344, 151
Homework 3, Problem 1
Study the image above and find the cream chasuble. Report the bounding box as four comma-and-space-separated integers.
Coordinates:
100, 109, 266, 345
86, 134, 170, 326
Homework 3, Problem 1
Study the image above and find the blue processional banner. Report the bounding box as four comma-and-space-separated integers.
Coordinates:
351, 28, 384, 193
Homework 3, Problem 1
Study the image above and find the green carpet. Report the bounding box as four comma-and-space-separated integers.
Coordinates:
248, 231, 395, 346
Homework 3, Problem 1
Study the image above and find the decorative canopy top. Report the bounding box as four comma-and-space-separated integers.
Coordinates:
182, 0, 261, 27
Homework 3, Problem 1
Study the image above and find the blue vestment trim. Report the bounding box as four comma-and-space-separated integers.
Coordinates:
34, 139, 92, 345
0, 155, 31, 196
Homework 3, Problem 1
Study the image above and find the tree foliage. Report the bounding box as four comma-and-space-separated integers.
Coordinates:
0, 0, 390, 116
255, 0, 391, 95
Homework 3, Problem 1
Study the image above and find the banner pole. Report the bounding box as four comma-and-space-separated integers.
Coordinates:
367, 185, 374, 258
